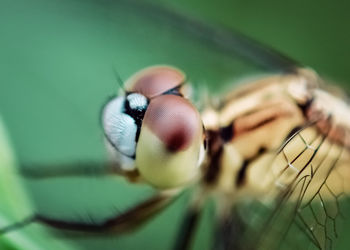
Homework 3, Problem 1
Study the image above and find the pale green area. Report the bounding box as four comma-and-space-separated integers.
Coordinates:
0, 0, 349, 249
0, 118, 76, 249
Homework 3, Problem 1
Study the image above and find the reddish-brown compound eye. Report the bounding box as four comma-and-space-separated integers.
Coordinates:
125, 66, 186, 98
144, 95, 200, 152
135, 95, 204, 188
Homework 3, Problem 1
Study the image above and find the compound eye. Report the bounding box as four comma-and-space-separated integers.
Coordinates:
135, 95, 204, 188
102, 93, 148, 158
125, 66, 186, 98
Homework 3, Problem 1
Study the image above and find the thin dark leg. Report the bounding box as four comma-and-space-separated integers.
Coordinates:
19, 161, 121, 179
173, 208, 201, 250
0, 215, 36, 234
0, 193, 175, 235
213, 209, 245, 250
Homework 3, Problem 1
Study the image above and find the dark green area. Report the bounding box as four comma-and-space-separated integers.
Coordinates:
0, 0, 349, 249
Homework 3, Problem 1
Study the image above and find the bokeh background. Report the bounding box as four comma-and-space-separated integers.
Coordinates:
0, 0, 349, 249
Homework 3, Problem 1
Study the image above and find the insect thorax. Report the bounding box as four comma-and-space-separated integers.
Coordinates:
200, 69, 350, 203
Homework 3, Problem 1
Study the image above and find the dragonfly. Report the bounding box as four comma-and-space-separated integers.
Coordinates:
0, 0, 349, 250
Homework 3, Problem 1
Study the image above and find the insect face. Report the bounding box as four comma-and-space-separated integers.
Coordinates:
102, 66, 205, 189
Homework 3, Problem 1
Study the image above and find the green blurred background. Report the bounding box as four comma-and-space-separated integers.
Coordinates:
0, 0, 349, 249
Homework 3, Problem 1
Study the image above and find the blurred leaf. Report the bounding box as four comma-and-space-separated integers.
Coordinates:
0, 117, 76, 249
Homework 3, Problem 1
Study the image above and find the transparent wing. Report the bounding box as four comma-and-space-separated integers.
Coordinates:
235, 118, 350, 250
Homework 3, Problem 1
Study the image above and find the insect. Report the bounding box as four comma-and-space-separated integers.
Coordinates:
2, 68, 350, 249
1, 0, 349, 250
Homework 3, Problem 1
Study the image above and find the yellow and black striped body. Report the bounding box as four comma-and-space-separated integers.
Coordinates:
199, 69, 350, 249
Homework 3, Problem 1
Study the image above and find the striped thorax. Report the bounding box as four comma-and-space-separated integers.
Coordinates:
201, 68, 350, 206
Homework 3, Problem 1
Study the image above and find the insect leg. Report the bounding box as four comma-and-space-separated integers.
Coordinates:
0, 192, 178, 234
212, 207, 246, 250
173, 188, 208, 250
19, 161, 123, 179
173, 207, 202, 250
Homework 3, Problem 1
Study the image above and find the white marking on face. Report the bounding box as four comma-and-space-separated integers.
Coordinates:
103, 97, 137, 157
127, 93, 148, 111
